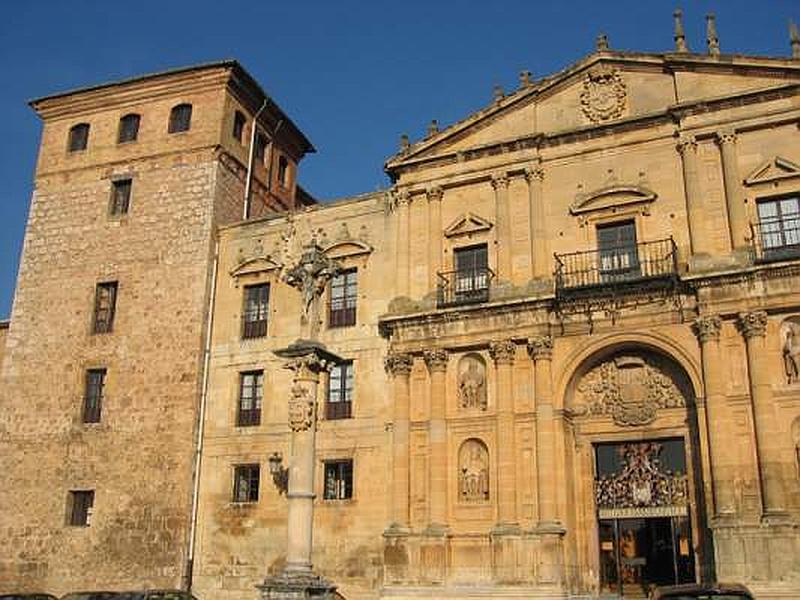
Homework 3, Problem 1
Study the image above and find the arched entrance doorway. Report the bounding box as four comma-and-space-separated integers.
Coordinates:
564, 345, 708, 598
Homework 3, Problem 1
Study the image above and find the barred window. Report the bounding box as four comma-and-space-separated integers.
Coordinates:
237, 371, 263, 426
68, 490, 94, 526
83, 368, 106, 424
68, 123, 90, 152
233, 110, 246, 143
93, 282, 118, 334
326, 361, 353, 420
117, 113, 141, 143
168, 103, 192, 133
323, 460, 353, 500
109, 179, 132, 216
233, 464, 260, 503
242, 283, 269, 339
329, 269, 356, 328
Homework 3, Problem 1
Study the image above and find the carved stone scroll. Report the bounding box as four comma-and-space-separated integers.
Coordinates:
458, 439, 489, 503
457, 354, 487, 410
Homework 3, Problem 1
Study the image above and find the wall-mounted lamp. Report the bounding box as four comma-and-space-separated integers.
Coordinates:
268, 451, 289, 495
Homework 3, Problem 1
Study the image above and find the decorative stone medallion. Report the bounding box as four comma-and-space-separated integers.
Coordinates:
288, 383, 315, 432
580, 66, 627, 123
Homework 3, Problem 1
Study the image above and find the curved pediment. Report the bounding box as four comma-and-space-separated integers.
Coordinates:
444, 212, 493, 238
570, 184, 656, 216
322, 239, 373, 259
230, 255, 283, 279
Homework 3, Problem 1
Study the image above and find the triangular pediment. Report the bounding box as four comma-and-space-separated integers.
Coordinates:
444, 212, 493, 238
570, 184, 657, 215
744, 156, 800, 186
230, 255, 283, 279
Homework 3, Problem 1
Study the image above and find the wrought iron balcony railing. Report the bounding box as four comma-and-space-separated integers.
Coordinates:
555, 238, 678, 294
437, 267, 495, 308
750, 216, 800, 263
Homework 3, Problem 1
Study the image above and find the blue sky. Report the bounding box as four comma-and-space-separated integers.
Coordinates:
1, 0, 798, 319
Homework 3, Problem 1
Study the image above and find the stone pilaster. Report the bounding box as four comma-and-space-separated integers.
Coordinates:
394, 188, 411, 298
524, 164, 548, 280
385, 352, 414, 530
716, 130, 748, 251
424, 348, 449, 531
489, 339, 518, 530
491, 172, 512, 282
427, 186, 444, 291
677, 135, 709, 256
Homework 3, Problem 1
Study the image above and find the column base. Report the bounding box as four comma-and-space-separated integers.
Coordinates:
490, 522, 521, 536
534, 520, 566, 535
422, 522, 449, 536
761, 509, 793, 526
257, 569, 337, 600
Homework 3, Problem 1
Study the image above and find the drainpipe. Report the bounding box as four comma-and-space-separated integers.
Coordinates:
184, 237, 220, 592
243, 99, 269, 220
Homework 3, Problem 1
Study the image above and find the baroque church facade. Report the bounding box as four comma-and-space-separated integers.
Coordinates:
2, 15, 800, 600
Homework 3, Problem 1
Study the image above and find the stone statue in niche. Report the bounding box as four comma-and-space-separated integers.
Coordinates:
457, 355, 487, 410
781, 318, 800, 384
458, 439, 489, 503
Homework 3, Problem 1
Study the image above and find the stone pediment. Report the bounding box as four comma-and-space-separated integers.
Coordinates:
444, 212, 493, 238
230, 255, 283, 279
744, 156, 800, 186
570, 184, 656, 216
322, 239, 373, 259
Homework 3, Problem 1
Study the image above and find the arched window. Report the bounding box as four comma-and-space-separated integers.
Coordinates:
458, 438, 489, 503
168, 103, 192, 134
68, 123, 90, 152
278, 155, 289, 187
254, 133, 267, 163
233, 110, 246, 143
117, 113, 141, 143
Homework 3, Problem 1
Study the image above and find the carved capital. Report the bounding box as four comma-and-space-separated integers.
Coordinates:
527, 335, 554, 361
385, 352, 414, 377
283, 352, 335, 380
524, 166, 544, 183
490, 172, 510, 190
676, 135, 697, 155
693, 315, 722, 344
738, 311, 768, 339
715, 130, 737, 146
392, 187, 411, 208
489, 339, 516, 365
426, 185, 444, 203
423, 348, 449, 373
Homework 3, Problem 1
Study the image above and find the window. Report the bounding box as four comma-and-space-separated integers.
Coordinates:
237, 371, 263, 426
757, 196, 800, 258
233, 110, 246, 143
168, 103, 192, 133
323, 460, 353, 500
233, 464, 260, 503
329, 269, 357, 328
242, 283, 269, 338
92, 282, 118, 334
109, 179, 132, 216
254, 133, 267, 163
68, 123, 90, 152
68, 490, 94, 526
326, 360, 353, 420
597, 220, 640, 281
278, 155, 289, 187
117, 113, 140, 143
83, 368, 106, 423
454, 244, 489, 301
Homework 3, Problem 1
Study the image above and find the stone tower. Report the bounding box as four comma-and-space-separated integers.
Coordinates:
0, 61, 313, 594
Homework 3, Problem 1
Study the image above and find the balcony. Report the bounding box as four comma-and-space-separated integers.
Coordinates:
555, 238, 678, 296
437, 267, 495, 308
750, 216, 800, 263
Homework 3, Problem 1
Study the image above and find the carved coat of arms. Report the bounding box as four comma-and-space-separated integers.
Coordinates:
288, 383, 315, 432
580, 66, 627, 123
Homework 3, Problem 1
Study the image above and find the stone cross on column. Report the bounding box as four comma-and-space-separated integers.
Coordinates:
282, 242, 340, 341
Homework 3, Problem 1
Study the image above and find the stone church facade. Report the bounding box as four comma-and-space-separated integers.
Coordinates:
3, 20, 800, 600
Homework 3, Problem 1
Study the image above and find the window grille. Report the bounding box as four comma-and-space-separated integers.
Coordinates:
117, 114, 140, 143
237, 371, 263, 426
83, 368, 106, 423
329, 269, 357, 328
323, 460, 353, 500
242, 283, 269, 338
109, 179, 132, 216
233, 464, 260, 503
68, 123, 90, 152
93, 282, 118, 334
168, 104, 192, 133
326, 361, 353, 420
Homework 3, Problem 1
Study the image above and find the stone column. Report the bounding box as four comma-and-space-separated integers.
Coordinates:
528, 335, 565, 585
489, 339, 518, 530
385, 352, 414, 529
427, 186, 444, 291
716, 130, 749, 251
693, 315, 736, 519
677, 134, 709, 256
524, 163, 548, 280
491, 172, 512, 282
738, 311, 788, 520
395, 188, 411, 298
424, 348, 449, 530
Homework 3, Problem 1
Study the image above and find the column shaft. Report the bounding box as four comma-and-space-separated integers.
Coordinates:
395, 190, 411, 297
717, 131, 748, 250
386, 353, 413, 528
490, 340, 517, 527
492, 173, 512, 281
427, 187, 443, 291
677, 135, 709, 255
424, 349, 449, 529
525, 165, 548, 280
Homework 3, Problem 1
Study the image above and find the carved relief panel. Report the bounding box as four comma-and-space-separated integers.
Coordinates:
457, 354, 487, 411
458, 438, 489, 503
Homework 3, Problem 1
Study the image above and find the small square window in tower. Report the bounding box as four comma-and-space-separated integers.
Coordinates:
233, 464, 260, 503
83, 368, 106, 423
168, 103, 192, 133
68, 123, 90, 152
109, 179, 132, 216
237, 371, 263, 426
92, 282, 118, 334
117, 114, 140, 143
326, 361, 353, 420
329, 269, 357, 328
323, 460, 353, 500
68, 490, 94, 526
242, 283, 269, 338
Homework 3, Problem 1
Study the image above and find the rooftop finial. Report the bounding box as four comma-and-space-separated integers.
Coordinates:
674, 9, 689, 53
519, 70, 533, 88
427, 119, 439, 137
400, 134, 410, 152
596, 33, 609, 52
493, 84, 505, 103
791, 20, 800, 60
706, 13, 720, 56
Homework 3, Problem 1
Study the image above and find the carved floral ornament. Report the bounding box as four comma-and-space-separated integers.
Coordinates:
384, 352, 414, 377
488, 339, 516, 365
737, 310, 768, 339
580, 65, 627, 124
527, 335, 553, 361
573, 354, 685, 427
423, 348, 449, 373
693, 315, 722, 344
